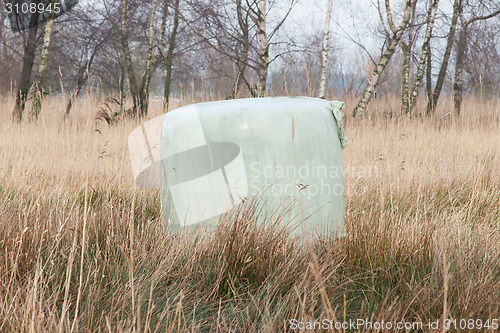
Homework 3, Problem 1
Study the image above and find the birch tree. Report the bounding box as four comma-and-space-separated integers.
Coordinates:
243, 0, 297, 96
318, 0, 334, 99
239, 0, 296, 97
399, 3, 416, 114
407, 0, 439, 114
376, 0, 418, 114
255, 0, 268, 96
31, 7, 56, 121
185, 0, 296, 98
120, 0, 168, 117
352, 0, 416, 117
426, 0, 460, 114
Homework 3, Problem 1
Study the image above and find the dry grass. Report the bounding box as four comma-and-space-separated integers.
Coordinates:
0, 93, 499, 332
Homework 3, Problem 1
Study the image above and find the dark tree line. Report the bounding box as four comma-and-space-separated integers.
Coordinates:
0, 0, 499, 121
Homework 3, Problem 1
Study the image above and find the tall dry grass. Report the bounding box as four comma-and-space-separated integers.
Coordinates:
0, 93, 499, 332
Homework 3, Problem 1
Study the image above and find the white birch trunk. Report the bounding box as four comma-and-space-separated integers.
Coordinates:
352, 0, 415, 117
319, 0, 334, 99
408, 0, 439, 114
143, 0, 159, 96
37, 19, 55, 82
31, 14, 55, 120
427, 0, 460, 114
257, 0, 268, 96
400, 4, 416, 114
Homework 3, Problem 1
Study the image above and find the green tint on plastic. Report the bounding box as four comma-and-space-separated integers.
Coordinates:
160, 97, 346, 237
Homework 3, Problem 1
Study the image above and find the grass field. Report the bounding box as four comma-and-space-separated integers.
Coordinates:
0, 94, 499, 332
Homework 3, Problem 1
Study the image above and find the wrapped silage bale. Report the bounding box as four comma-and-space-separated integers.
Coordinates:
129, 97, 346, 237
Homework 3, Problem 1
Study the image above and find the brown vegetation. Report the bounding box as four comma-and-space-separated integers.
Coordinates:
0, 94, 499, 331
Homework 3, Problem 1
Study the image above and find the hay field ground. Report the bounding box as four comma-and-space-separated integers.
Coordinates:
0, 94, 499, 332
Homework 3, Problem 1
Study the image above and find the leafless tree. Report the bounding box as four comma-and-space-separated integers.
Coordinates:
452, 0, 500, 114
352, 0, 417, 117
31, 1, 57, 121
425, 0, 460, 114
163, 0, 180, 109
185, 0, 296, 98
407, 0, 439, 115
1, 0, 499, 121
463, 20, 500, 96
120, 0, 169, 117
11, 0, 41, 122
376, 0, 419, 114
64, 6, 110, 116
318, 0, 334, 99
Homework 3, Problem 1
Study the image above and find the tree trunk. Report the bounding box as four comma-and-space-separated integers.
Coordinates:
164, 0, 180, 109
118, 52, 126, 115
400, 2, 417, 114
31, 13, 55, 121
400, 41, 411, 114
227, 41, 249, 99
122, 0, 168, 117
452, 9, 500, 115
427, 0, 460, 115
453, 15, 467, 115
426, 47, 433, 106
120, 0, 140, 116
227, 0, 250, 100
318, 0, 334, 99
138, 0, 160, 117
408, 0, 439, 114
256, 0, 268, 97
352, 0, 415, 117
12, 6, 40, 122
